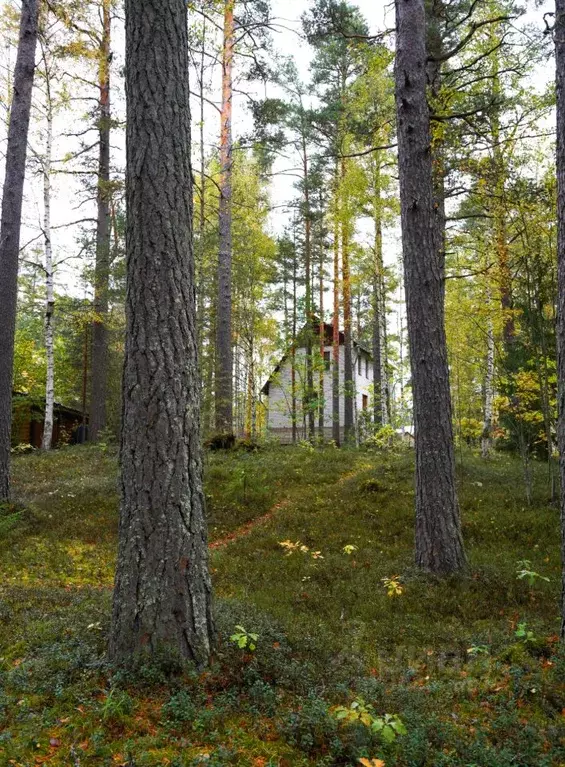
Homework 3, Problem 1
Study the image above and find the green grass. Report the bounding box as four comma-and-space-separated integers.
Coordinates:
1, 443, 565, 766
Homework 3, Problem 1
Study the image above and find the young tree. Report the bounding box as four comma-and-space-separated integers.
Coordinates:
108, 0, 214, 664
394, 0, 466, 574
0, 0, 39, 501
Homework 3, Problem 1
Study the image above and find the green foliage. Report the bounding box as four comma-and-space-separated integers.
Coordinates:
514, 621, 538, 646
100, 689, 134, 722
230, 625, 259, 652
364, 425, 396, 450
333, 698, 406, 744
0, 503, 23, 535
516, 559, 550, 586
381, 575, 403, 598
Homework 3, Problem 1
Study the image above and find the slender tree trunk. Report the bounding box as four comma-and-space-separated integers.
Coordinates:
319, 216, 325, 440
234, 332, 241, 435
292, 236, 297, 443
556, 0, 565, 637
395, 0, 466, 574
481, 313, 495, 459
341, 160, 354, 444
301, 123, 315, 441
215, 0, 235, 435
81, 321, 89, 431
245, 335, 254, 439
109, 0, 214, 665
381, 302, 391, 426
0, 0, 39, 502
490, 49, 515, 350
90, 0, 112, 441
332, 218, 340, 445
197, 17, 206, 349
372, 155, 383, 428
42, 92, 54, 450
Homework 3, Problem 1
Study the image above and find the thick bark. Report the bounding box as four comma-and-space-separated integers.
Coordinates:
332, 218, 340, 445
0, 0, 39, 501
426, 0, 447, 305
215, 0, 235, 435
42, 93, 54, 450
108, 0, 214, 665
394, 0, 466, 574
90, 0, 112, 441
555, 0, 565, 638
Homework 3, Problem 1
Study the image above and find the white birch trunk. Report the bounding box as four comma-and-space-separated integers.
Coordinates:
42, 99, 54, 450
481, 315, 495, 459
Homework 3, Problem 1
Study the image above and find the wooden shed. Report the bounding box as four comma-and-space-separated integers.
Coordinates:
12, 393, 87, 448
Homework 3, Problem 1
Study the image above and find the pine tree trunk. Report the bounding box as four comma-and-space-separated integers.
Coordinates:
319, 224, 325, 439
426, 0, 447, 308
394, 0, 466, 574
108, 0, 214, 665
292, 236, 298, 443
90, 0, 112, 442
341, 160, 354, 444
0, 0, 39, 502
372, 156, 383, 428
554, 0, 565, 638
215, 0, 235, 435
301, 125, 315, 442
42, 95, 55, 451
332, 218, 340, 445
381, 304, 391, 425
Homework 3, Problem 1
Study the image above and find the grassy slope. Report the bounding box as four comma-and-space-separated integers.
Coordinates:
1, 444, 564, 766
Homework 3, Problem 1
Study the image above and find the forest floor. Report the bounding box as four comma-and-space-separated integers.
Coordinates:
1, 443, 565, 766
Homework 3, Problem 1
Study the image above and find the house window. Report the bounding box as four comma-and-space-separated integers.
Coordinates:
362, 394, 368, 411
358, 355, 362, 375
323, 351, 331, 371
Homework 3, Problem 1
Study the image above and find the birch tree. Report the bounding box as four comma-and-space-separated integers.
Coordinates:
39, 36, 55, 450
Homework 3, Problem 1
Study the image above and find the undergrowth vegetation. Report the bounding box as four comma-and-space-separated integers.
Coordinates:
1, 444, 564, 765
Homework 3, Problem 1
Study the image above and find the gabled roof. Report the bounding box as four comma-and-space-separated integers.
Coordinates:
12, 391, 85, 419
261, 321, 373, 395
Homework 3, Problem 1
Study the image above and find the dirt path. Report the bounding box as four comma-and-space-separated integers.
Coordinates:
209, 499, 291, 551
209, 464, 364, 551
